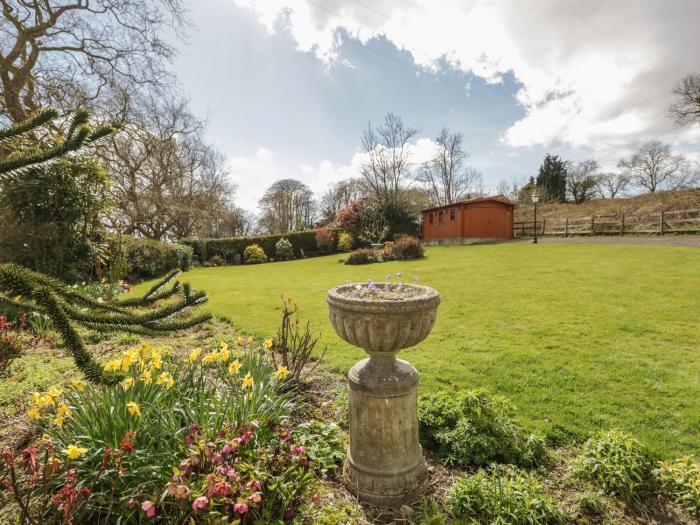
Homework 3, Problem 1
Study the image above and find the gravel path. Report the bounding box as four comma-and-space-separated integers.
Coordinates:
519, 236, 700, 248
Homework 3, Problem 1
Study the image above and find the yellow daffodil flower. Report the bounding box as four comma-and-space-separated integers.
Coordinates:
127, 402, 141, 416
140, 369, 152, 384
122, 377, 135, 390
264, 339, 274, 350
56, 404, 71, 417
188, 348, 202, 363
104, 359, 121, 373
274, 366, 289, 381
228, 359, 242, 375
14, 295, 22, 302
35, 394, 55, 407
70, 379, 85, 392
219, 347, 230, 363
46, 386, 62, 399
27, 407, 41, 421
242, 372, 254, 389
219, 341, 229, 351
150, 351, 163, 370
156, 372, 174, 389
203, 351, 218, 363
53, 416, 64, 427
247, 336, 254, 345
63, 444, 87, 460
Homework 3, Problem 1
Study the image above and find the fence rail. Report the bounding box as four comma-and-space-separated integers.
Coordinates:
513, 208, 700, 238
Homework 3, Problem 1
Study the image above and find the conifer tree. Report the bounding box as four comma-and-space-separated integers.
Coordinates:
0, 110, 211, 384
536, 154, 569, 203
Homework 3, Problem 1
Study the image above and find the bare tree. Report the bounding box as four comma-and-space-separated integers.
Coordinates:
496, 178, 522, 201
103, 95, 233, 241
359, 113, 418, 209
211, 206, 255, 238
0, 0, 186, 122
416, 127, 482, 206
319, 178, 367, 225
618, 141, 692, 193
598, 172, 630, 198
668, 73, 700, 126
258, 179, 315, 234
567, 160, 600, 203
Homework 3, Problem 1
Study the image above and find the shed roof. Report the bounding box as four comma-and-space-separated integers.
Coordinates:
421, 195, 516, 213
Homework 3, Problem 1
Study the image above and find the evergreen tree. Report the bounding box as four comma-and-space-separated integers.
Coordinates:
536, 154, 568, 203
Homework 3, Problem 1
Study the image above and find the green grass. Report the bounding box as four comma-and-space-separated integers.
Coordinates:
134, 244, 700, 456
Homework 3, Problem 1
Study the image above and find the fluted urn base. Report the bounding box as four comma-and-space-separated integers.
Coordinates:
342, 357, 429, 507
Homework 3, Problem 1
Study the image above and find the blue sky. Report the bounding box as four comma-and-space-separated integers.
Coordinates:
173, 0, 700, 211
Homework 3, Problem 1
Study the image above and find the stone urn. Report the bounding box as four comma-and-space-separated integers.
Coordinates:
327, 282, 440, 507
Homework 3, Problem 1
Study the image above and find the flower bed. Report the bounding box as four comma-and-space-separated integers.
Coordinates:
0, 339, 317, 523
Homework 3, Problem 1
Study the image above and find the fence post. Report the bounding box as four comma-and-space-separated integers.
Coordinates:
521, 221, 525, 237
542, 218, 546, 236
620, 213, 625, 236
590, 215, 595, 236
565, 217, 569, 237
660, 211, 665, 236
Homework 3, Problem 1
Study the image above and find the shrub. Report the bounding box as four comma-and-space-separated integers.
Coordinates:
337, 231, 354, 252
293, 421, 345, 478
4, 340, 315, 523
181, 228, 342, 263
393, 235, 424, 260
344, 248, 378, 265
381, 241, 395, 261
117, 235, 193, 281
275, 237, 294, 260
655, 456, 700, 516
315, 228, 335, 253
269, 296, 325, 382
447, 465, 566, 524
573, 429, 657, 501
419, 389, 546, 468
210, 254, 225, 266
0, 329, 25, 377
244, 244, 268, 264
576, 490, 609, 517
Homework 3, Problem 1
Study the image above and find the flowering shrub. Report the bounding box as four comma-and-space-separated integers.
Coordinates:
1, 339, 317, 522
337, 232, 354, 252
314, 229, 335, 254
243, 244, 267, 264
275, 237, 294, 260
335, 200, 363, 231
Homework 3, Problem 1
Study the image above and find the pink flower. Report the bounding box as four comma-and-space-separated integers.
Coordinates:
192, 496, 209, 511
233, 502, 248, 514
311, 493, 321, 504
245, 479, 262, 491
141, 500, 156, 518
284, 508, 296, 520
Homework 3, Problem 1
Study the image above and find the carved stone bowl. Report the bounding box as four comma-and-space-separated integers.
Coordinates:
327, 283, 440, 355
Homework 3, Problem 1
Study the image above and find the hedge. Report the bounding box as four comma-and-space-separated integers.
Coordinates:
114, 235, 193, 282
181, 228, 342, 264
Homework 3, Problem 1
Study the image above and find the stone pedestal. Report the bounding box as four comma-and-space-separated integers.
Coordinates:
327, 283, 440, 508
344, 356, 428, 506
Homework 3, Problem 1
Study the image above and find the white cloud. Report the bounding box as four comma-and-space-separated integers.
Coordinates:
256, 147, 274, 160
232, 0, 700, 150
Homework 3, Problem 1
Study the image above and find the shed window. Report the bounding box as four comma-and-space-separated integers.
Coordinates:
428, 213, 433, 224
450, 208, 456, 221
438, 211, 444, 223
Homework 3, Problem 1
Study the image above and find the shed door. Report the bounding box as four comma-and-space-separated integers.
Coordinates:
467, 206, 508, 238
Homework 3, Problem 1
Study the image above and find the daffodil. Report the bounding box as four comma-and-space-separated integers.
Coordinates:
137, 341, 152, 359
203, 351, 219, 363
122, 377, 135, 390
63, 444, 87, 460
13, 295, 22, 302
35, 394, 55, 407
104, 359, 121, 373
219, 341, 229, 351
140, 369, 152, 384
46, 386, 62, 399
150, 350, 163, 370
236, 336, 244, 345
264, 339, 274, 350
70, 379, 85, 392
218, 347, 230, 363
274, 366, 289, 381
188, 348, 203, 363
228, 359, 242, 375
242, 372, 254, 389
53, 416, 65, 427
247, 336, 254, 345
27, 407, 41, 421
156, 371, 174, 389
127, 402, 141, 416
56, 404, 71, 417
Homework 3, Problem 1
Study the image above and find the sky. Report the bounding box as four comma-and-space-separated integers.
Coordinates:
172, 0, 700, 212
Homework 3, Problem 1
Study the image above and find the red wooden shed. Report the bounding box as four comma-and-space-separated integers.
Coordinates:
421, 196, 515, 243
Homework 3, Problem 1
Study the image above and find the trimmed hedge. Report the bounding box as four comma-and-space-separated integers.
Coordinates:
182, 228, 343, 264
115, 235, 193, 282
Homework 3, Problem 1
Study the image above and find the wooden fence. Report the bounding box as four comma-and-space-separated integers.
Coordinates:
513, 208, 700, 238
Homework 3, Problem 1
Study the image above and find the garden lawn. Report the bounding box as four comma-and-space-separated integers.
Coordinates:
134, 243, 700, 457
